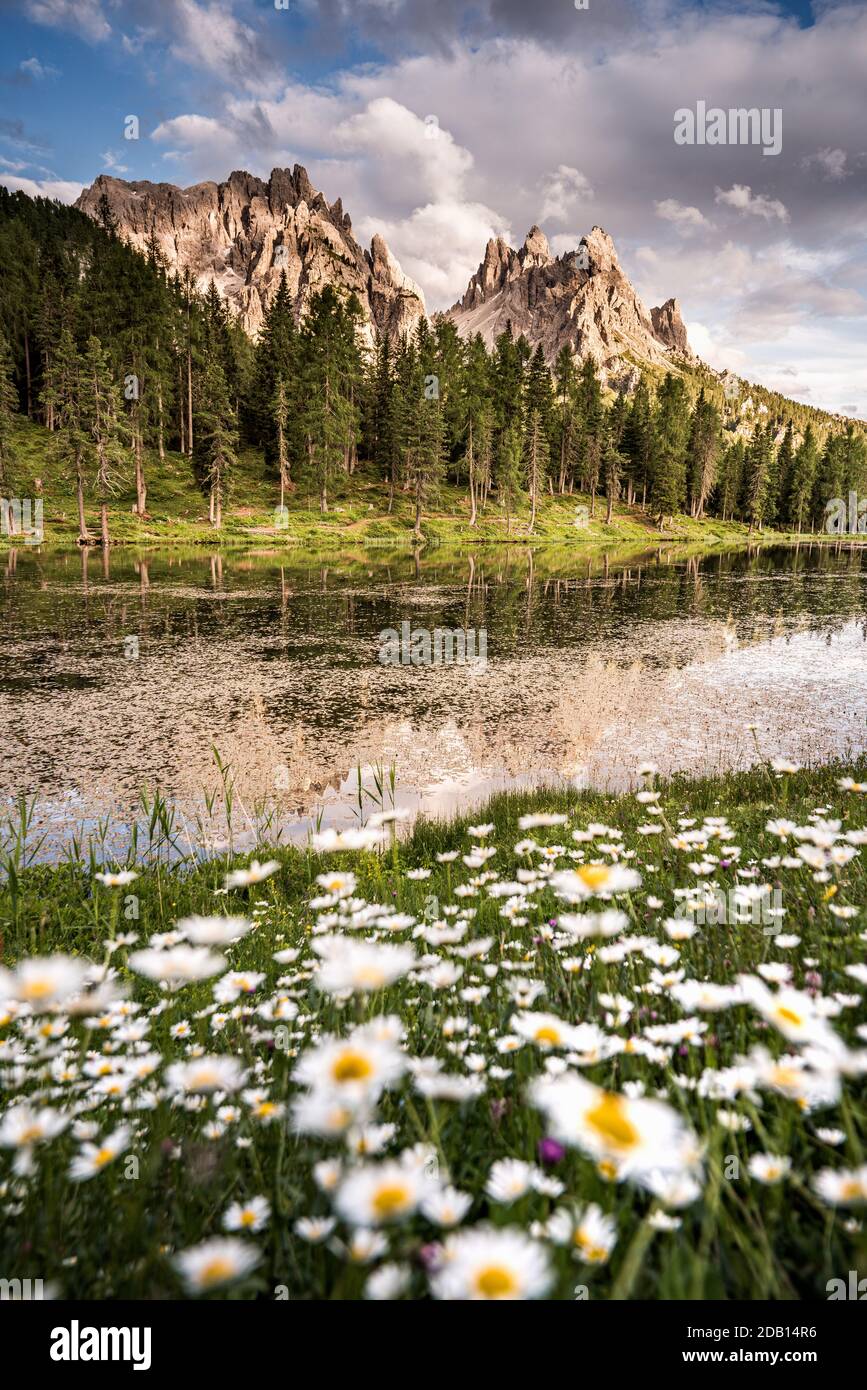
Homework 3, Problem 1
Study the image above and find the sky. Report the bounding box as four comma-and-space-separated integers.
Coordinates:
0, 0, 865, 418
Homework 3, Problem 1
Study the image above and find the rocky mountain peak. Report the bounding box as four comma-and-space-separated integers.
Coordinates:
447, 221, 693, 385
520, 225, 551, 268
650, 298, 690, 355
75, 166, 424, 344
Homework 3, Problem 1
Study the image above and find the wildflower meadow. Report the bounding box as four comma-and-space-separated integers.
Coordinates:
1, 760, 865, 1302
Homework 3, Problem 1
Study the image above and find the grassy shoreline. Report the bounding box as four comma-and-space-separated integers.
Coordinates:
3, 416, 859, 551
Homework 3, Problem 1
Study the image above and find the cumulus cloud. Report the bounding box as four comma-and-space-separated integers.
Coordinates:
654, 199, 712, 234
714, 184, 789, 223
21, 0, 867, 413
0, 173, 83, 201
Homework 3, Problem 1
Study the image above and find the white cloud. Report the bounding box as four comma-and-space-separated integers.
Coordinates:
67, 1, 866, 413
801, 147, 850, 181
654, 199, 712, 234
539, 165, 593, 224
168, 0, 280, 93
0, 174, 84, 202
24, 0, 110, 43
714, 184, 789, 223
19, 57, 60, 79
100, 150, 129, 174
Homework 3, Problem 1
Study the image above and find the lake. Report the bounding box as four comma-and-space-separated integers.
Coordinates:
1, 540, 865, 861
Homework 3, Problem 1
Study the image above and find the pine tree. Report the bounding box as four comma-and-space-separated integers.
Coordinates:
196, 354, 238, 529
576, 356, 604, 514
603, 435, 624, 524
652, 374, 690, 521
497, 421, 524, 534
744, 423, 773, 532
524, 408, 549, 534
786, 426, 819, 532
82, 336, 129, 548
0, 328, 18, 489
686, 389, 721, 519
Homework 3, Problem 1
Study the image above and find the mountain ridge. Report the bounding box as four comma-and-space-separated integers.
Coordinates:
75, 165, 426, 344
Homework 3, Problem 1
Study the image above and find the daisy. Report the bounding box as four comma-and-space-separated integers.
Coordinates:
0, 956, 88, 1009
364, 1263, 412, 1300
550, 864, 641, 902
485, 1158, 539, 1203
94, 870, 139, 888
748, 1154, 792, 1184
512, 1011, 601, 1053
224, 859, 280, 890
814, 1167, 867, 1206
531, 1074, 698, 1181
0, 1104, 68, 1173
313, 938, 416, 995
165, 1056, 247, 1095
311, 827, 384, 853
176, 916, 253, 945
294, 1031, 405, 1103
128, 946, 226, 990
430, 1226, 551, 1300
294, 1216, 336, 1243
69, 1126, 131, 1181
223, 1196, 271, 1232
174, 1238, 260, 1294
562, 1203, 618, 1264
335, 1158, 435, 1226
420, 1186, 473, 1228
315, 870, 357, 897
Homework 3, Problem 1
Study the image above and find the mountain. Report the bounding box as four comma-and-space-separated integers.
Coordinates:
446, 224, 693, 386
75, 165, 426, 343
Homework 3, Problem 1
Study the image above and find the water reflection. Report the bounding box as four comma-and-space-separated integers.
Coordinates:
1, 541, 865, 859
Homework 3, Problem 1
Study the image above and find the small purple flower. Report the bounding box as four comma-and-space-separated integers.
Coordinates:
538, 1137, 566, 1167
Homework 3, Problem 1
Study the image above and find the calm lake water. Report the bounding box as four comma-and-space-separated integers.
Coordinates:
1, 541, 865, 861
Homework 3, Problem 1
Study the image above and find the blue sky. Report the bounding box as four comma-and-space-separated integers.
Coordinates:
1, 0, 865, 417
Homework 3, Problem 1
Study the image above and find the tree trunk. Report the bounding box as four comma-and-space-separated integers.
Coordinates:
76, 457, 90, 545
135, 435, 147, 515
100, 501, 109, 549
186, 345, 193, 456
23, 328, 32, 418
157, 382, 165, 460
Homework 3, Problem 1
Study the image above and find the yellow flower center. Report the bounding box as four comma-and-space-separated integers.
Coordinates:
585, 1092, 640, 1150
578, 864, 610, 889
23, 980, 54, 1000
841, 1180, 864, 1201
372, 1184, 411, 1219
200, 1258, 234, 1287
534, 1026, 561, 1046
475, 1265, 518, 1298
19, 1125, 43, 1144
256, 1102, 278, 1118
774, 1006, 804, 1029
332, 1051, 373, 1083
93, 1147, 114, 1167
240, 1211, 257, 1227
